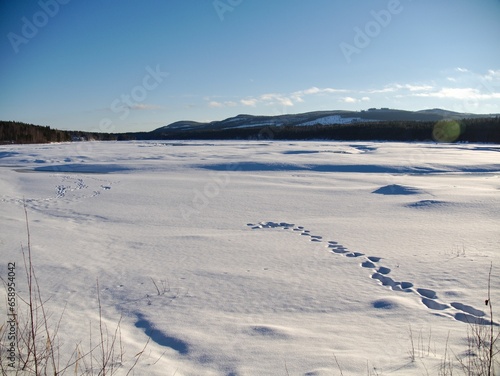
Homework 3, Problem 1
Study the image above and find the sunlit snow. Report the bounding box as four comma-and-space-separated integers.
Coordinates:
1, 141, 499, 375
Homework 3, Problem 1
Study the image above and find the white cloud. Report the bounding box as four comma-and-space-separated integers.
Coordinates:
268, 94, 294, 107
258, 93, 293, 107
366, 83, 435, 94
361, 72, 499, 103
339, 96, 370, 103
483, 69, 500, 81
414, 87, 476, 99
414, 87, 500, 100
128, 104, 162, 111
447, 68, 500, 88
204, 71, 500, 113
208, 101, 223, 108
237, 87, 348, 108
209, 101, 237, 108
277, 97, 294, 107
366, 85, 402, 94
293, 86, 347, 96
240, 98, 258, 107
340, 97, 358, 103
300, 87, 322, 95
404, 84, 434, 92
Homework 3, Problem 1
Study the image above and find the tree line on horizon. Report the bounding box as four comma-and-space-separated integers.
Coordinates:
0, 121, 116, 144
149, 117, 500, 143
1, 117, 499, 144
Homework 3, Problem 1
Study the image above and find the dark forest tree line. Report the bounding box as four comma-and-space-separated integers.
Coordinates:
0, 121, 71, 144
1, 117, 499, 144
0, 121, 117, 144
151, 117, 500, 143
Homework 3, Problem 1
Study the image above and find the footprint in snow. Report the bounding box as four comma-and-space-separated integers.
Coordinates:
362, 261, 376, 268
417, 288, 437, 300
247, 220, 492, 325
377, 266, 391, 275
451, 302, 485, 317
346, 252, 365, 258
421, 298, 449, 311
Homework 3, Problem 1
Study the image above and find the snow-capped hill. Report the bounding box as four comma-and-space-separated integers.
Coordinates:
153, 108, 496, 135
416, 108, 470, 117
297, 115, 364, 126
155, 120, 209, 131
152, 111, 367, 134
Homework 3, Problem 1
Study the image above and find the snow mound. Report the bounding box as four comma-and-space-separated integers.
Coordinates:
406, 199, 449, 209
33, 163, 129, 173
372, 299, 398, 309
372, 184, 422, 195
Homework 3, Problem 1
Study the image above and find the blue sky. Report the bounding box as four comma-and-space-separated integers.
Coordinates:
1, 0, 499, 132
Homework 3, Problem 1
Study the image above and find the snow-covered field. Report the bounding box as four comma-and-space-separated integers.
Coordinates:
1, 141, 499, 375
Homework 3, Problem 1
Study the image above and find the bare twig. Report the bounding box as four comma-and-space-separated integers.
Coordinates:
488, 262, 494, 375
1, 202, 149, 375
125, 337, 150, 376
333, 352, 345, 376
23, 202, 38, 374
151, 277, 161, 296
408, 325, 415, 362
284, 360, 290, 376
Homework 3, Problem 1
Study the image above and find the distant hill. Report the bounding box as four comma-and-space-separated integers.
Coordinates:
147, 108, 499, 143
152, 108, 497, 135
1, 109, 499, 144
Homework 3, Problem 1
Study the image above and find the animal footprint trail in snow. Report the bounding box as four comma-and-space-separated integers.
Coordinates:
247, 221, 493, 326
2, 174, 116, 214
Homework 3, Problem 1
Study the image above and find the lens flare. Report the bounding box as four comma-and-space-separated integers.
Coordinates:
432, 120, 463, 143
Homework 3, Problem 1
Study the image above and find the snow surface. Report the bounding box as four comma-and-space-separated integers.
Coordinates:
297, 115, 363, 126
1, 141, 499, 375
222, 121, 281, 130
